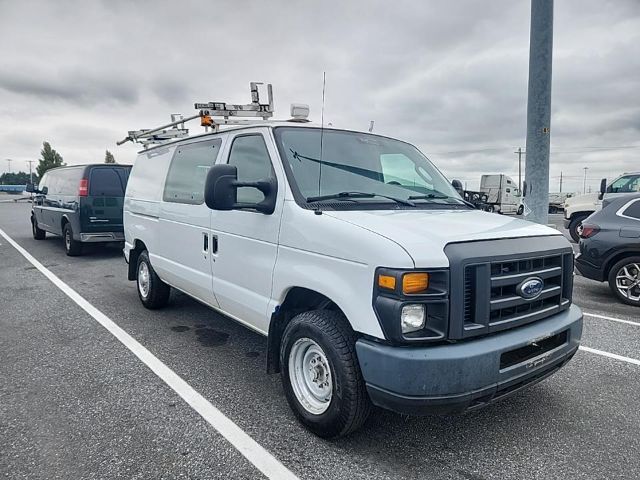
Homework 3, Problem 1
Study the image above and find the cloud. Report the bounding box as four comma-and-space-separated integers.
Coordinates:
0, 69, 139, 105
0, 0, 638, 194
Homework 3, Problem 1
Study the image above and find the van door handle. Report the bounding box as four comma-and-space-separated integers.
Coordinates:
203, 232, 209, 252
211, 235, 218, 253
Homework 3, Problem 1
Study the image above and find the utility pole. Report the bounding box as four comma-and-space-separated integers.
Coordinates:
523, 0, 554, 225
5, 158, 12, 174
583, 166, 588, 194
26, 160, 35, 184
515, 147, 525, 192
559, 171, 563, 193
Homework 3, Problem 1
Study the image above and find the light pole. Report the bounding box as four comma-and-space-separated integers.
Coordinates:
583, 167, 588, 194
26, 160, 35, 184
523, 0, 554, 225
515, 147, 525, 192
5, 158, 12, 174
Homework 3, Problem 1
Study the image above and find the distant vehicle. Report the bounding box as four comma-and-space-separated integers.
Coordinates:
121, 83, 582, 438
27, 164, 132, 256
576, 194, 640, 306
479, 174, 523, 214
548, 192, 573, 214
564, 172, 640, 242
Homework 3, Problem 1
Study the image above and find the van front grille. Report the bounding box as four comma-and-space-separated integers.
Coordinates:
460, 252, 573, 339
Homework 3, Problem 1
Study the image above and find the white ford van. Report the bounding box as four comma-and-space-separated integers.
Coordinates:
123, 119, 583, 438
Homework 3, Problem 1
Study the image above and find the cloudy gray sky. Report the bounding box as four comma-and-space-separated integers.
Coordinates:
1, 0, 638, 192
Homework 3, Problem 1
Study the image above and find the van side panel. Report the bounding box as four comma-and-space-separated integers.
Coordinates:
270, 202, 414, 340
124, 147, 175, 269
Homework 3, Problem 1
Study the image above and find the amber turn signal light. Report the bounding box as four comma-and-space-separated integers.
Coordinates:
403, 273, 429, 294
377, 274, 396, 290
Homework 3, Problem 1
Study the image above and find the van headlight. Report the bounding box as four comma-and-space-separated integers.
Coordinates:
401, 304, 426, 333
373, 268, 449, 343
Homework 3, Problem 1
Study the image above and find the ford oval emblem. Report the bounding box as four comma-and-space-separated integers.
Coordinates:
516, 277, 544, 300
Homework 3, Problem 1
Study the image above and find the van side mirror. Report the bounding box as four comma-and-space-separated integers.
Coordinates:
598, 178, 607, 200
451, 179, 463, 194
204, 164, 277, 215
522, 180, 527, 198
25, 183, 34, 193
41, 186, 48, 195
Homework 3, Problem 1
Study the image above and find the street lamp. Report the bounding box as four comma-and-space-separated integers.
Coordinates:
583, 167, 589, 194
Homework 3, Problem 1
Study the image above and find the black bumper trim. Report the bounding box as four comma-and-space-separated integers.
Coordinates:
366, 347, 577, 415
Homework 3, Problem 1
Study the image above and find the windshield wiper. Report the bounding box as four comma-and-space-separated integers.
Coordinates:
408, 193, 475, 209
306, 191, 415, 206
408, 193, 450, 200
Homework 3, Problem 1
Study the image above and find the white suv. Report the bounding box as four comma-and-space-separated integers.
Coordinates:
124, 122, 583, 438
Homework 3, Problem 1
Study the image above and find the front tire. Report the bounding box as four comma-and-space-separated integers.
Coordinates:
136, 250, 171, 309
280, 310, 371, 438
608, 257, 640, 306
31, 217, 46, 240
63, 223, 82, 256
568, 213, 589, 243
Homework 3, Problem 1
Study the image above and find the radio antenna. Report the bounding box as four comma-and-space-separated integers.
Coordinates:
317, 72, 326, 196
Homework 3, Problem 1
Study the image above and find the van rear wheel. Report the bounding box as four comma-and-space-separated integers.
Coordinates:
136, 250, 170, 309
280, 310, 371, 438
63, 223, 82, 256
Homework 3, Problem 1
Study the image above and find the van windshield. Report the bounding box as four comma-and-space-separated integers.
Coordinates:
273, 127, 464, 208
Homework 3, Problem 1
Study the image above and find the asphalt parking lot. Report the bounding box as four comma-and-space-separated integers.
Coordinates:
1, 203, 639, 480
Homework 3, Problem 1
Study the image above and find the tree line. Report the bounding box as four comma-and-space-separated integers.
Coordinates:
1, 142, 117, 185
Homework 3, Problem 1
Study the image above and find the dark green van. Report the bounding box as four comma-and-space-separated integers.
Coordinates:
28, 164, 132, 256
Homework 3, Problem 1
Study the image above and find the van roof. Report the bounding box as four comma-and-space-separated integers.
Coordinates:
137, 121, 372, 154
43, 164, 132, 174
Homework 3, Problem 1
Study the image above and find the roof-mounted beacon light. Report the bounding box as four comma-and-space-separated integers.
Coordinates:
289, 103, 310, 122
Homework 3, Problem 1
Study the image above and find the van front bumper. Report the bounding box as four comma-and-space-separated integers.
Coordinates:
356, 304, 582, 415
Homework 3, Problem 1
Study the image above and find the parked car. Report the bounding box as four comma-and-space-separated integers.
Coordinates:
564, 171, 640, 242
27, 164, 132, 256
123, 120, 582, 438
576, 194, 640, 306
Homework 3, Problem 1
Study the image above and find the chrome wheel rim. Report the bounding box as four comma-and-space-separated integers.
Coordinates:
288, 338, 332, 415
138, 261, 151, 298
616, 263, 640, 302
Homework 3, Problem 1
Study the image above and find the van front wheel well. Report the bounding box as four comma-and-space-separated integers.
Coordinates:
127, 240, 148, 281
266, 287, 346, 374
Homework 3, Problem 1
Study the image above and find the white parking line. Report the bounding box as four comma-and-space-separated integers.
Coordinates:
579, 346, 640, 366
0, 228, 299, 480
583, 311, 640, 327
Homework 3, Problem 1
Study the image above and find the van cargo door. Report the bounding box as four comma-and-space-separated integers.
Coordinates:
82, 167, 130, 234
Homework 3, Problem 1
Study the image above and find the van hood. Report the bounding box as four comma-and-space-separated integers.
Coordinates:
324, 209, 562, 267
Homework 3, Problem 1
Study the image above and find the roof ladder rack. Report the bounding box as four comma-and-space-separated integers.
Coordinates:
117, 82, 274, 148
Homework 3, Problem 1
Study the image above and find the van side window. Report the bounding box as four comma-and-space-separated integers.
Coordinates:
227, 135, 275, 203
39, 173, 49, 192
90, 168, 127, 196
59, 168, 83, 195
46, 173, 61, 195
163, 139, 222, 204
